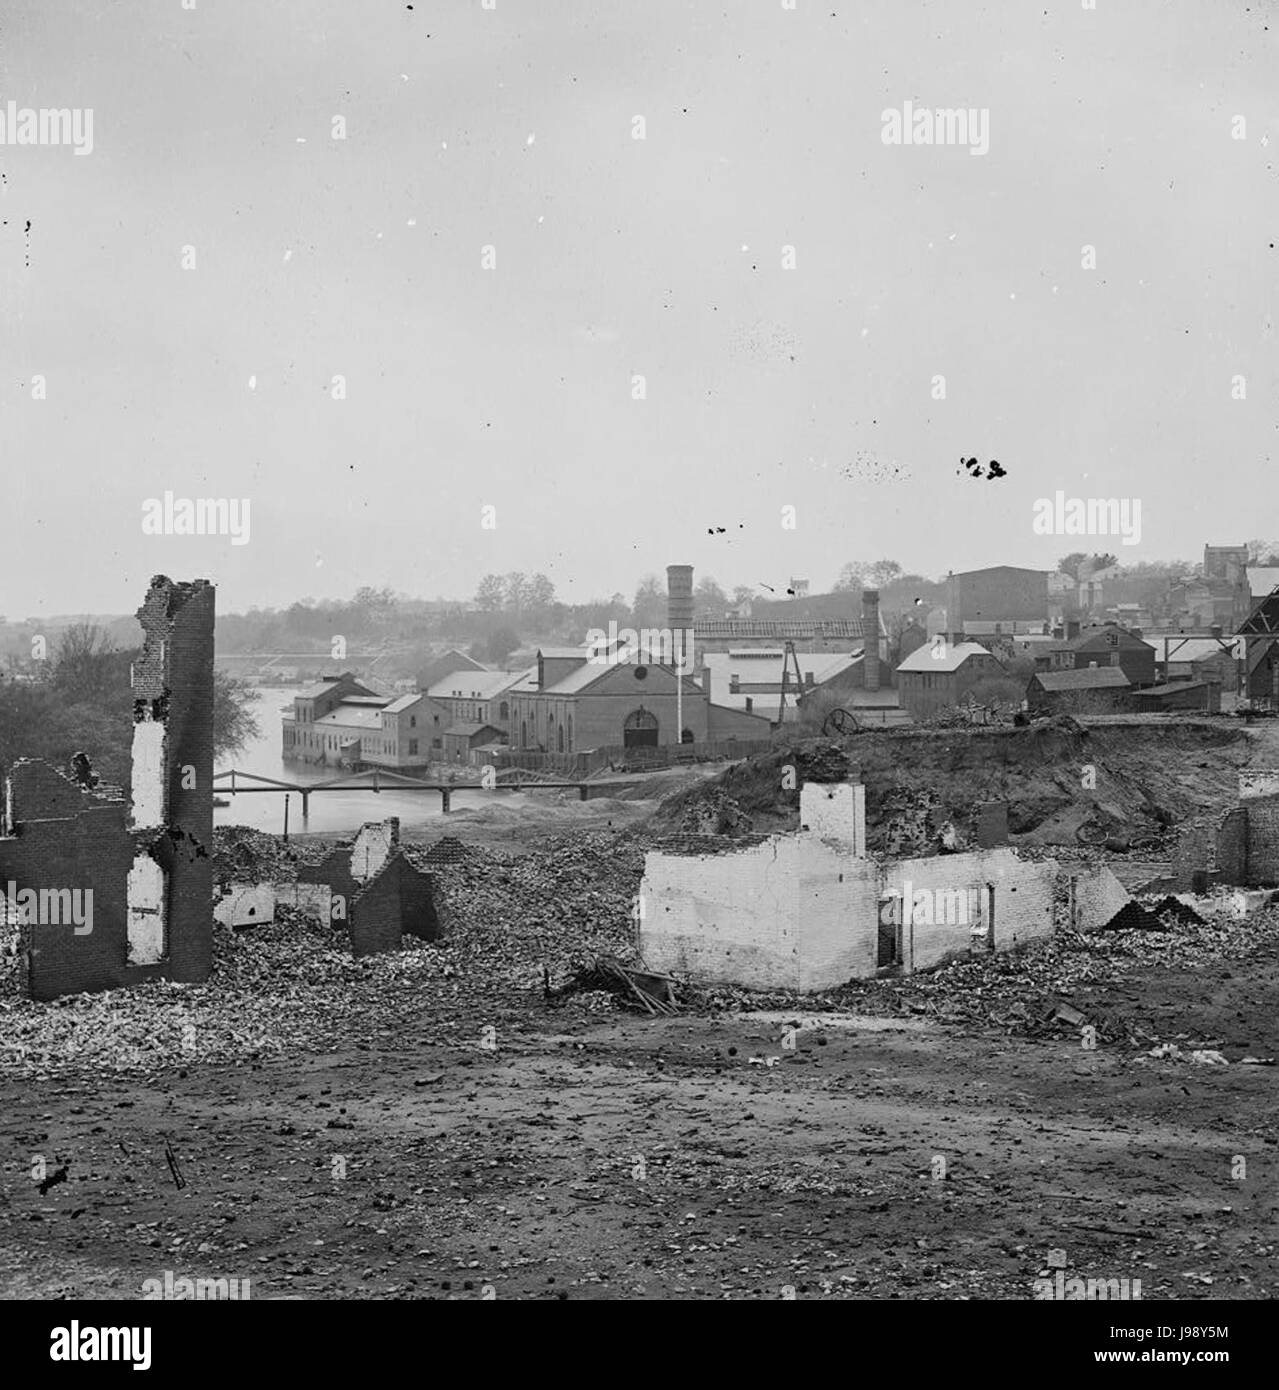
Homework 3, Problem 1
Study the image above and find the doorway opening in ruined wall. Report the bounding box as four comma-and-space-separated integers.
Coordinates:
876, 892, 903, 968
622, 707, 659, 748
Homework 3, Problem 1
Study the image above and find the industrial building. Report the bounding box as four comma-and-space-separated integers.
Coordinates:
282, 674, 450, 769
943, 565, 1051, 640
895, 641, 1007, 721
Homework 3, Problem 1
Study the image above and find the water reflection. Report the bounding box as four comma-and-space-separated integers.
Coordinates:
213, 686, 531, 834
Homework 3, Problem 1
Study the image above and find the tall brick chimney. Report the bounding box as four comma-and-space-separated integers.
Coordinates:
666, 564, 694, 667
862, 588, 880, 692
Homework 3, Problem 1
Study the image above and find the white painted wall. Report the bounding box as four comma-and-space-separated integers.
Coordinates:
213, 883, 275, 928
640, 838, 800, 990
885, 849, 1057, 970
130, 717, 167, 829
126, 854, 167, 964
640, 801, 1058, 992
351, 820, 398, 883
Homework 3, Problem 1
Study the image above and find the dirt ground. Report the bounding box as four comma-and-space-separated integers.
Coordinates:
2, 936, 1276, 1301
2, 720, 1277, 1301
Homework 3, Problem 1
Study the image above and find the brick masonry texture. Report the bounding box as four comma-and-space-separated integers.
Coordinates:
1217, 807, 1248, 884
1245, 795, 1279, 885
0, 576, 215, 1000
349, 851, 440, 957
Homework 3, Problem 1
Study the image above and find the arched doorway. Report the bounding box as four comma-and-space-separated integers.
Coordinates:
623, 707, 659, 748
680, 728, 695, 744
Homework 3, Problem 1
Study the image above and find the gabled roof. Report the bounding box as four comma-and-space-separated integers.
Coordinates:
896, 641, 996, 674
428, 668, 528, 700
1071, 628, 1154, 652
297, 679, 341, 699
1033, 667, 1130, 691
416, 649, 488, 687
297, 673, 376, 700
443, 721, 506, 739
543, 659, 702, 696
383, 693, 427, 714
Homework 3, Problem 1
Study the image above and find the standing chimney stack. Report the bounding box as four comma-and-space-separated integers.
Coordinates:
666, 564, 694, 666
862, 588, 881, 692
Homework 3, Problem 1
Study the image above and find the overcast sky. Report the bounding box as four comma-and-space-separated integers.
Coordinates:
1, 0, 1275, 618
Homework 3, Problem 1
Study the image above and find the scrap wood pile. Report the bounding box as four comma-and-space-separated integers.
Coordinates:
549, 954, 679, 1015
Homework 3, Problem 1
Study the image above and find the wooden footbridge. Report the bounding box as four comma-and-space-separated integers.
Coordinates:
212, 766, 610, 819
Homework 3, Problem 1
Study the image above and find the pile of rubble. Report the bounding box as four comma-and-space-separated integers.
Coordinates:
212, 825, 305, 883
687, 898, 1279, 1048
0, 831, 647, 1079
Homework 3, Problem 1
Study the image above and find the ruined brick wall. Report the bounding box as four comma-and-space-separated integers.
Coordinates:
640, 836, 806, 990
885, 849, 1056, 972
348, 851, 439, 957
392, 856, 440, 942
0, 765, 135, 1001
298, 847, 356, 918
133, 575, 215, 983
641, 816, 1058, 992
1217, 808, 1248, 884
1245, 794, 1279, 885
1174, 826, 1213, 890
0, 576, 215, 1000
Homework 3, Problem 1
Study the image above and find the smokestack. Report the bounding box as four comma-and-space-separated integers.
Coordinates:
666, 565, 694, 661
862, 588, 881, 692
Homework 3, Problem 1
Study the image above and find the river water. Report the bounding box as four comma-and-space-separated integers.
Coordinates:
213, 686, 533, 836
